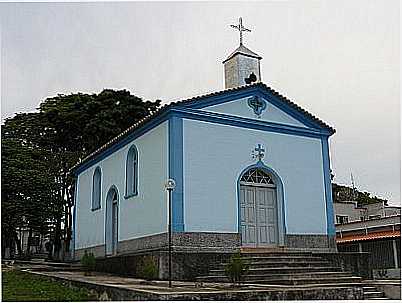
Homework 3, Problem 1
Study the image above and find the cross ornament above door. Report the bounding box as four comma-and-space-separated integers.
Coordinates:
252, 144, 265, 161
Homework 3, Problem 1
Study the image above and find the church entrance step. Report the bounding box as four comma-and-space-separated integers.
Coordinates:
239, 250, 314, 257
217, 260, 332, 269
224, 256, 326, 263
363, 291, 387, 299
197, 274, 362, 285
209, 266, 342, 275
206, 271, 351, 281
197, 251, 367, 288
361, 285, 389, 300
244, 271, 354, 280
247, 276, 363, 286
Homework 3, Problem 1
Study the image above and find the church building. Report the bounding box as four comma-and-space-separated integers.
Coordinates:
71, 19, 336, 271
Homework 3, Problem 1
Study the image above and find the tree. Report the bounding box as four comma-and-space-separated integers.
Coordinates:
332, 183, 387, 206
1, 113, 62, 257
38, 90, 160, 256
2, 89, 161, 259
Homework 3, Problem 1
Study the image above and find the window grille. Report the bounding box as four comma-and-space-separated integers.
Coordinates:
240, 168, 275, 185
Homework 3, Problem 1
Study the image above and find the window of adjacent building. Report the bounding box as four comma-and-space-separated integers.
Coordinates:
126, 145, 138, 197
92, 167, 102, 210
336, 215, 349, 224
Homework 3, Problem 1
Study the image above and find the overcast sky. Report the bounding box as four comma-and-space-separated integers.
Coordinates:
1, 1, 400, 205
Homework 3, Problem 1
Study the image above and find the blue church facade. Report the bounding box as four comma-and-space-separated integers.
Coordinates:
72, 81, 336, 261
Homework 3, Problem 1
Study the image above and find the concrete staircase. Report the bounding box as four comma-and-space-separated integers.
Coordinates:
196, 251, 391, 299
13, 259, 82, 272
362, 286, 389, 300
196, 251, 361, 285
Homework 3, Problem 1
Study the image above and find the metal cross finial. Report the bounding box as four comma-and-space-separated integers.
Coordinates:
230, 17, 251, 45
253, 144, 265, 161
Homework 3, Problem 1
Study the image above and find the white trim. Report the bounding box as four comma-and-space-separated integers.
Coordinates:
240, 181, 276, 188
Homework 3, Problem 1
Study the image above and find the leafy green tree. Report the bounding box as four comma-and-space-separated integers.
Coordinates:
38, 90, 160, 256
2, 89, 160, 259
332, 183, 388, 206
2, 113, 62, 257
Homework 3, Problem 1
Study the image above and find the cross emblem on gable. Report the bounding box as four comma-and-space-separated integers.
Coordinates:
247, 96, 267, 117
252, 144, 265, 161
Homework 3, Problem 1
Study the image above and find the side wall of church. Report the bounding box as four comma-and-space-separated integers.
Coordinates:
74, 121, 168, 252
182, 119, 328, 235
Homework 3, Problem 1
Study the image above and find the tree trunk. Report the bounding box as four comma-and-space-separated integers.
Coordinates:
13, 230, 22, 256
53, 216, 62, 260
1, 235, 6, 258
27, 227, 33, 256
65, 186, 73, 253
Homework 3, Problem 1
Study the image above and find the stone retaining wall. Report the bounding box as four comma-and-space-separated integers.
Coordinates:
30, 271, 364, 301
313, 251, 372, 279
285, 234, 336, 251
75, 232, 335, 261
93, 251, 233, 280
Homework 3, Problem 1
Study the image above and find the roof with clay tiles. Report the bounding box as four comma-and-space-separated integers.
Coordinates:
71, 82, 335, 173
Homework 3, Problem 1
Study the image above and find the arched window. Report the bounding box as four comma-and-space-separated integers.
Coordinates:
92, 167, 102, 210
240, 168, 275, 185
126, 145, 138, 197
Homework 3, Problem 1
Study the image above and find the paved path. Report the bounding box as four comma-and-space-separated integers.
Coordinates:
23, 268, 273, 294
13, 263, 365, 300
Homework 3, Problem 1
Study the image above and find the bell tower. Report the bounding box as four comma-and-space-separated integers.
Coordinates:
223, 17, 262, 89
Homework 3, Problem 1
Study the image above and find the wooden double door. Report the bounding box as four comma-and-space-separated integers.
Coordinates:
240, 184, 278, 247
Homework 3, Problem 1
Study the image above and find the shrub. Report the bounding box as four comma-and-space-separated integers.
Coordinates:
224, 252, 249, 286
80, 251, 96, 275
138, 255, 158, 281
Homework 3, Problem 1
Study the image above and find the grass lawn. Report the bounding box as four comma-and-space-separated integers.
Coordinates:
2, 269, 95, 301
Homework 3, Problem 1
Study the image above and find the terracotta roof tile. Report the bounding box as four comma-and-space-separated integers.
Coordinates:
71, 82, 335, 173
336, 230, 400, 243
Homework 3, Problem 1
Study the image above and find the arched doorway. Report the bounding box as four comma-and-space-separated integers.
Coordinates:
239, 167, 279, 247
105, 186, 119, 255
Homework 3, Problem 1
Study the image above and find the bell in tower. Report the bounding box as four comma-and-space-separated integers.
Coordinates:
223, 17, 262, 89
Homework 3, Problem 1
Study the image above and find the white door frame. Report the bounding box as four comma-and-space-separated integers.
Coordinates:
237, 164, 286, 247
240, 182, 278, 247
105, 186, 119, 256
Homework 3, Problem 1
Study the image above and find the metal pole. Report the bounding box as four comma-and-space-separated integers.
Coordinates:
392, 239, 399, 269
168, 188, 172, 288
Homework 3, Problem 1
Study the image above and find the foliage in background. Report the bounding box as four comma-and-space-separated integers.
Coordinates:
2, 269, 94, 301
224, 252, 249, 286
1, 89, 161, 259
2, 113, 63, 256
332, 183, 388, 206
80, 251, 96, 275
137, 255, 158, 280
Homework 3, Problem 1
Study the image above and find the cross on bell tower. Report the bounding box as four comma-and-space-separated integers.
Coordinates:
230, 17, 251, 46
223, 17, 263, 89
